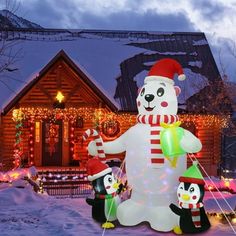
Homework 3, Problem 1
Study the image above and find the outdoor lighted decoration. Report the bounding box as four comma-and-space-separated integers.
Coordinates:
87, 58, 202, 232
102, 119, 120, 138
12, 109, 24, 168
54, 91, 65, 109
56, 91, 64, 103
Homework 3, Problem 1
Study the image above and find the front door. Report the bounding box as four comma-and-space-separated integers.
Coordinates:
42, 120, 62, 166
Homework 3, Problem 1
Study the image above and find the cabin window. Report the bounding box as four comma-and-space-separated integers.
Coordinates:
75, 116, 83, 128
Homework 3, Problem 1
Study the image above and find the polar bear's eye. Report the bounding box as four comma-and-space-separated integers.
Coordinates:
140, 88, 145, 96
157, 87, 164, 97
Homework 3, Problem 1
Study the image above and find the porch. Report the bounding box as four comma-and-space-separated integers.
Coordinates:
37, 167, 92, 198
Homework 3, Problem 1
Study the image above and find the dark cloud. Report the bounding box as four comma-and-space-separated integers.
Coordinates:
19, 1, 196, 32
18, 0, 78, 28
190, 0, 226, 21
75, 10, 196, 31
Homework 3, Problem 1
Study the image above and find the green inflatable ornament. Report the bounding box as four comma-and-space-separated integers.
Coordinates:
160, 121, 186, 167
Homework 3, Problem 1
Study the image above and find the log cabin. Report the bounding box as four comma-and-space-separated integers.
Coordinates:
0, 29, 232, 176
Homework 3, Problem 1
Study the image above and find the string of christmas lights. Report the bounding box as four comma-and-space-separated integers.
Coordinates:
179, 114, 230, 128
12, 109, 24, 168
207, 212, 236, 225
69, 120, 75, 160
12, 108, 230, 168
15, 108, 228, 128
19, 107, 97, 122
29, 120, 35, 166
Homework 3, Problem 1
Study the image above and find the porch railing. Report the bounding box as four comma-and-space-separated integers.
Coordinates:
38, 168, 92, 198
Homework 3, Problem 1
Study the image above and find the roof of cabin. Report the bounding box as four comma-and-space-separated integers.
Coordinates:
0, 29, 221, 112
2, 50, 118, 114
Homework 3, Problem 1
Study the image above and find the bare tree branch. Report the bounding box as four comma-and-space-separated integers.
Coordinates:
0, 0, 24, 93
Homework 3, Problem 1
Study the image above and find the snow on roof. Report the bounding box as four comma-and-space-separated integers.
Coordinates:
0, 31, 150, 109
188, 61, 203, 68
144, 51, 187, 55
133, 70, 149, 88
175, 68, 209, 104
193, 39, 208, 46
70, 57, 120, 109
0, 29, 218, 111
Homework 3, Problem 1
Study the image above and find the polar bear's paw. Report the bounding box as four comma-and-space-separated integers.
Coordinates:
87, 141, 98, 156
117, 199, 145, 226
147, 206, 178, 232
180, 130, 202, 153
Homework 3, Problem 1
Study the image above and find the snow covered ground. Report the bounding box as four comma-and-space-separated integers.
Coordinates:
0, 182, 235, 236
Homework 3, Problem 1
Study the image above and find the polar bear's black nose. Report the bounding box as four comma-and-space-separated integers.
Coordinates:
145, 94, 154, 102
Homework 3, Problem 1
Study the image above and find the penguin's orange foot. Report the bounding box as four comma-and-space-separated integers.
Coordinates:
102, 222, 115, 229
173, 225, 183, 235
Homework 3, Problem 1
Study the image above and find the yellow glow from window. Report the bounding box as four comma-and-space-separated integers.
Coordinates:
35, 121, 40, 143
64, 121, 68, 142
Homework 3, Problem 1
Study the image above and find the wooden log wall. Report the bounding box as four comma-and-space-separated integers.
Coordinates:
1, 110, 15, 170
0, 111, 222, 176
187, 119, 221, 176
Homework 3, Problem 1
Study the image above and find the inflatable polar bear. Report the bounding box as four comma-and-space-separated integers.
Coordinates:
88, 58, 202, 232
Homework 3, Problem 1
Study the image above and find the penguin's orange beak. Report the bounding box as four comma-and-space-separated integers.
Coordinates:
182, 194, 190, 201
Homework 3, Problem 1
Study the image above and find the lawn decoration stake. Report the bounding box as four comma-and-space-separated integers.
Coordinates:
86, 58, 202, 232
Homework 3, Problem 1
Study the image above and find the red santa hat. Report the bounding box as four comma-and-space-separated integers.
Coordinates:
144, 58, 186, 84
87, 157, 112, 181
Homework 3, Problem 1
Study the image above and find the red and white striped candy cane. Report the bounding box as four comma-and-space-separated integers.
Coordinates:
83, 129, 106, 160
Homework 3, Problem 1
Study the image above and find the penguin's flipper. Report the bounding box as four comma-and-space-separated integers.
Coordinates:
102, 222, 115, 229
173, 226, 183, 235
86, 198, 96, 206
117, 183, 124, 194
169, 203, 182, 216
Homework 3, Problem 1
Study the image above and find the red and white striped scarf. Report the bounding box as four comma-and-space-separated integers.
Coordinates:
179, 201, 203, 228
137, 114, 179, 168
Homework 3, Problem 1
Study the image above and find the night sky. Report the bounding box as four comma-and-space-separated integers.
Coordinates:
1, 0, 236, 81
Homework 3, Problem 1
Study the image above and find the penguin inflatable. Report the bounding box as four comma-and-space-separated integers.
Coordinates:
169, 161, 211, 234
86, 158, 123, 229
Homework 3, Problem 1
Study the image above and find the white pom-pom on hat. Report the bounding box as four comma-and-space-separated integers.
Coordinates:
178, 74, 186, 81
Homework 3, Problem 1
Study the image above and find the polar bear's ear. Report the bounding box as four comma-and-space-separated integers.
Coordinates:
174, 86, 181, 97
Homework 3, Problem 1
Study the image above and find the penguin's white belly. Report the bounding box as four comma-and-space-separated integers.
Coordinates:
125, 123, 186, 194
105, 195, 121, 221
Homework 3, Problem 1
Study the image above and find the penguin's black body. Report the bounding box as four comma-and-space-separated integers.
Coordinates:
86, 197, 107, 223
170, 181, 211, 234
86, 172, 123, 224
170, 203, 211, 234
